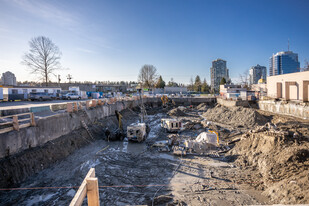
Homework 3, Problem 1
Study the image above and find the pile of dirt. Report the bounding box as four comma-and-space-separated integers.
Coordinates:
202, 104, 267, 128
168, 107, 187, 116
228, 122, 309, 204
196, 103, 208, 111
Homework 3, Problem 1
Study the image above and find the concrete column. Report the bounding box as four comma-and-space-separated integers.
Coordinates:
285, 81, 297, 101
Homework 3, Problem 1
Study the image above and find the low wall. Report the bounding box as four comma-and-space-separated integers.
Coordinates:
258, 100, 309, 119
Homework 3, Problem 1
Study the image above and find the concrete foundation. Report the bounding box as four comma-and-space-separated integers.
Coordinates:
258, 100, 309, 119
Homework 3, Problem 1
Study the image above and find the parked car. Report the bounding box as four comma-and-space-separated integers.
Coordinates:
62, 93, 81, 100
29, 92, 52, 101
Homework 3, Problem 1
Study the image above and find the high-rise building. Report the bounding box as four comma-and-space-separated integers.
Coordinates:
249, 64, 267, 85
210, 59, 229, 91
0, 71, 17, 86
269, 51, 300, 76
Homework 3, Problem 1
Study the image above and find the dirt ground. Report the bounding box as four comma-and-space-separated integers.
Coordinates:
0, 104, 308, 205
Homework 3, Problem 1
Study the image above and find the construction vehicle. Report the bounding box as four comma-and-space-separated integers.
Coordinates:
126, 92, 150, 142
104, 110, 125, 141
161, 118, 184, 132
127, 123, 149, 142
161, 95, 176, 108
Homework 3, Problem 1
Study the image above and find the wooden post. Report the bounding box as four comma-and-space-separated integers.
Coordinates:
92, 100, 97, 107
30, 113, 36, 126
86, 101, 90, 109
73, 102, 78, 112
86, 177, 100, 206
67, 103, 73, 113
70, 168, 96, 206
13, 115, 19, 131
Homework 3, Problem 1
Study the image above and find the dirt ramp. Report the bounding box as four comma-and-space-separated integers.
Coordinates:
202, 105, 267, 128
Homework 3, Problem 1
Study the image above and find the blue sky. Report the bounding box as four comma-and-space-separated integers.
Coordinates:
0, 0, 309, 84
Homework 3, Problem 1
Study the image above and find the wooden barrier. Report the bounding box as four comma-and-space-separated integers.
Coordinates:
67, 103, 73, 113
70, 168, 100, 206
73, 102, 77, 112
86, 101, 90, 109
91, 100, 97, 108
0, 113, 36, 134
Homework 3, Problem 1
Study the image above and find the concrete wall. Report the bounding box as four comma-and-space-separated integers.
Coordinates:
258, 100, 309, 119
267, 71, 309, 101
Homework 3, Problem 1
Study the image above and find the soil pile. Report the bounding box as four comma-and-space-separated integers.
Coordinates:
196, 103, 208, 111
168, 107, 187, 116
202, 105, 267, 128
228, 121, 309, 204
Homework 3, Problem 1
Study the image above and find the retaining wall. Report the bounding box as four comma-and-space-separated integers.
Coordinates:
258, 100, 309, 119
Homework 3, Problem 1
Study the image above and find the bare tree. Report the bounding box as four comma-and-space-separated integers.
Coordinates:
239, 69, 250, 88
22, 36, 62, 86
138, 64, 158, 88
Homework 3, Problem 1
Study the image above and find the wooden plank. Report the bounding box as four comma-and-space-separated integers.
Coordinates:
0, 113, 31, 119
0, 127, 13, 134
18, 118, 31, 123
0, 122, 12, 126
86, 177, 100, 206
19, 123, 31, 129
70, 168, 96, 206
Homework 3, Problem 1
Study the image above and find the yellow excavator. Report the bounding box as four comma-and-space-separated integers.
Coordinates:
104, 110, 125, 141
161, 95, 175, 108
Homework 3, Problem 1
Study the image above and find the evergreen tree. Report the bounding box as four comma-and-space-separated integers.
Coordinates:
201, 78, 210, 93
220, 77, 227, 85
194, 75, 202, 92
155, 75, 166, 88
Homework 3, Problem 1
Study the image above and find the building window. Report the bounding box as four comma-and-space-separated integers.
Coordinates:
12, 89, 18, 94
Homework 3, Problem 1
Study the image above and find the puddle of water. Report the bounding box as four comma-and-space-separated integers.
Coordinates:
80, 159, 100, 170
158, 153, 176, 161
126, 142, 147, 155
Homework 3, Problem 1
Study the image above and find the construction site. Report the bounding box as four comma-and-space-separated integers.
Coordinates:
0, 96, 308, 205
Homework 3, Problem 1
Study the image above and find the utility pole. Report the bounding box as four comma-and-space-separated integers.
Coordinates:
67, 74, 72, 83
58, 75, 61, 86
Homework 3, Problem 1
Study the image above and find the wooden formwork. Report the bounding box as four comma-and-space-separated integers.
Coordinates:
70, 168, 100, 206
